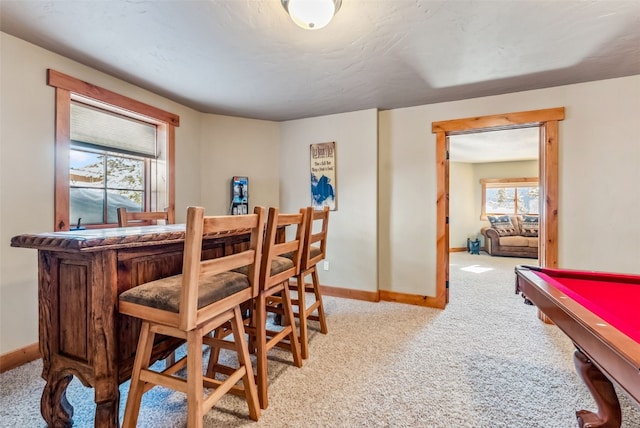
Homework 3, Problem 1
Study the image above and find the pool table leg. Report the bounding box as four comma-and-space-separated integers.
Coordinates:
573, 348, 622, 428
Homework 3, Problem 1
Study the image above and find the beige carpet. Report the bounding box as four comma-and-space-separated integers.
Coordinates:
1, 252, 639, 427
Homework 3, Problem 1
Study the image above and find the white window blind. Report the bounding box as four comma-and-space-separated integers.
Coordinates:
71, 102, 157, 157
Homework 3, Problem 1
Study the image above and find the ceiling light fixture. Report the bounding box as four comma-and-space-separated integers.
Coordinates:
281, 0, 342, 30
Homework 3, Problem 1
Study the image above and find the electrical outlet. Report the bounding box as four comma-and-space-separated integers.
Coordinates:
323, 261, 329, 271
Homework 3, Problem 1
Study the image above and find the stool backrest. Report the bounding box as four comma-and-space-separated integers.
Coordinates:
180, 206, 265, 330
117, 207, 175, 227
260, 207, 306, 291
301, 206, 329, 271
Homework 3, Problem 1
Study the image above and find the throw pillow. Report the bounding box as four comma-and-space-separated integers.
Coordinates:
487, 215, 517, 236
521, 215, 539, 237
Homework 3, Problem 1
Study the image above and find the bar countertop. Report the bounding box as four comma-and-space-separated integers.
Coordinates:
10, 224, 249, 252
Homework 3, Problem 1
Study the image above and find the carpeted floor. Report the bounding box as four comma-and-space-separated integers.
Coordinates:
1, 252, 638, 427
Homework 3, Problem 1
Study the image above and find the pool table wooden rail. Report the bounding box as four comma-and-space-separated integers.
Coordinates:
515, 267, 640, 428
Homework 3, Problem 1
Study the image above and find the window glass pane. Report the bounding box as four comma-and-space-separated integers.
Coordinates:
107, 190, 144, 223
70, 149, 146, 225
106, 156, 144, 190
485, 187, 515, 214
70, 150, 104, 187
520, 186, 540, 214
70, 188, 104, 225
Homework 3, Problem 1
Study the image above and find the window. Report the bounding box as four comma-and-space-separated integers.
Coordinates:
48, 69, 179, 230
480, 177, 539, 219
70, 102, 154, 225
70, 148, 145, 224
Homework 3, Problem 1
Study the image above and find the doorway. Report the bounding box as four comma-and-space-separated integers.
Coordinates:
448, 127, 540, 254
431, 107, 565, 307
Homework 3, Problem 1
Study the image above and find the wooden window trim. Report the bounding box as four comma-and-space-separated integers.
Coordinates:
48, 70, 180, 126
48, 69, 179, 231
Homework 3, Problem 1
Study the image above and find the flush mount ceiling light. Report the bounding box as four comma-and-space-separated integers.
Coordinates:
281, 0, 342, 30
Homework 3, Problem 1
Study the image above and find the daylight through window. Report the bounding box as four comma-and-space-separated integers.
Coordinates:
480, 178, 539, 219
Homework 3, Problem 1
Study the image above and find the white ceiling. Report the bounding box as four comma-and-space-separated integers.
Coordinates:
1, 0, 639, 122
449, 127, 539, 163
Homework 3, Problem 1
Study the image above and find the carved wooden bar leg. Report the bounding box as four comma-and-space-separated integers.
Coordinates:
93, 249, 120, 428
94, 397, 119, 428
40, 373, 74, 428
573, 348, 622, 428
94, 380, 120, 428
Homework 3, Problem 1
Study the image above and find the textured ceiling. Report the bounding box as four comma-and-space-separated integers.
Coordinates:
1, 0, 640, 122
449, 127, 539, 163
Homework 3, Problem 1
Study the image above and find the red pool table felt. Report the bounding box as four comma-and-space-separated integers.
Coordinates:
535, 268, 640, 343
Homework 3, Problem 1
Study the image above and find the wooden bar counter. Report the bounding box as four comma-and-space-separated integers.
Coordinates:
11, 224, 254, 427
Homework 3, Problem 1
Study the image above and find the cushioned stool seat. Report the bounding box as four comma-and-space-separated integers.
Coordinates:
120, 272, 251, 312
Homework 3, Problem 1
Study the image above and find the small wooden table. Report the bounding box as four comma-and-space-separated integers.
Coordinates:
11, 225, 254, 427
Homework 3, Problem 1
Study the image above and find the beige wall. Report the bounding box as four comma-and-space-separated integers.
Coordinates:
378, 107, 436, 292
280, 110, 378, 292
449, 162, 476, 248
2, 30, 639, 356
199, 114, 280, 215
379, 75, 640, 298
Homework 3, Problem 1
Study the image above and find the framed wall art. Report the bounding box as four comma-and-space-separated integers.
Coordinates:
310, 141, 337, 211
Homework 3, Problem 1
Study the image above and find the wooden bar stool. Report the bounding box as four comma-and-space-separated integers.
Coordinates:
208, 207, 305, 410
117, 207, 175, 227
288, 206, 329, 359
118, 206, 266, 427
118, 206, 178, 367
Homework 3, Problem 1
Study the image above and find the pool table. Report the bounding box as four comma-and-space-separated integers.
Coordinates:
515, 265, 640, 428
